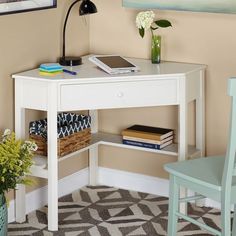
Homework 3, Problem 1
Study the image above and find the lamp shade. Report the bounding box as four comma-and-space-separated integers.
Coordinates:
79, 0, 97, 15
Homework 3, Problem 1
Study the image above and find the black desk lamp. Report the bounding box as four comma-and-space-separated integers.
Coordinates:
59, 0, 97, 66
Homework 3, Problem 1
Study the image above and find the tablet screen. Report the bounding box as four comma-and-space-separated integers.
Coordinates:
96, 56, 136, 69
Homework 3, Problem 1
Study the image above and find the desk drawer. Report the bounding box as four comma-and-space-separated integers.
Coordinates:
59, 79, 178, 111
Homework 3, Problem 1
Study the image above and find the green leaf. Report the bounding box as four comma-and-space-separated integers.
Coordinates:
139, 27, 145, 38
154, 20, 172, 28
151, 26, 158, 31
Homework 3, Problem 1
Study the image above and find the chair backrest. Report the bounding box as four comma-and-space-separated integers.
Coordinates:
222, 77, 236, 191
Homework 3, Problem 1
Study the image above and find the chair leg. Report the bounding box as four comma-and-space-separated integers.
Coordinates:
232, 204, 236, 235
167, 175, 179, 236
221, 200, 231, 236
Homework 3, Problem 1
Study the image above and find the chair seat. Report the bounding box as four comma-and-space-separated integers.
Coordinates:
165, 156, 225, 191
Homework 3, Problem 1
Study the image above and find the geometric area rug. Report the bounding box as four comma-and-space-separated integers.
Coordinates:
8, 186, 221, 235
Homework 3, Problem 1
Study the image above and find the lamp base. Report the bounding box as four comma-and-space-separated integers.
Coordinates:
59, 56, 82, 66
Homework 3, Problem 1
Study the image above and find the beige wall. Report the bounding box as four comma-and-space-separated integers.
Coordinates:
0, 0, 90, 198
90, 0, 236, 178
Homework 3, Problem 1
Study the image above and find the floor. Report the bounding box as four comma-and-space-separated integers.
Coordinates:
8, 186, 221, 236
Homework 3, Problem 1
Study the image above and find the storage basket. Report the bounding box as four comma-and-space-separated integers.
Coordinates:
29, 113, 91, 157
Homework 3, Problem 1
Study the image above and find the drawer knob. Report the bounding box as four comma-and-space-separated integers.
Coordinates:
117, 92, 124, 98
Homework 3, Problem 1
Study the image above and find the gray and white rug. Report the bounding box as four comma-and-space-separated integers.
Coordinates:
8, 186, 221, 235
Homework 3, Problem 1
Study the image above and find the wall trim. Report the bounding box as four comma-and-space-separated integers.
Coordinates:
98, 167, 170, 197
8, 167, 220, 223
8, 168, 89, 223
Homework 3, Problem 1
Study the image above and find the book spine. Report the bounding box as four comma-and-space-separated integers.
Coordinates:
122, 130, 162, 141
122, 135, 173, 144
122, 139, 162, 150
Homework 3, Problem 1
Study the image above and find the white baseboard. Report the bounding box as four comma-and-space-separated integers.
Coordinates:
8, 168, 89, 223
8, 167, 221, 223
98, 167, 223, 210
98, 167, 169, 197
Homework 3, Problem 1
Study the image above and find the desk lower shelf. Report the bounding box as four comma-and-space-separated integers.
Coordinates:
30, 132, 200, 179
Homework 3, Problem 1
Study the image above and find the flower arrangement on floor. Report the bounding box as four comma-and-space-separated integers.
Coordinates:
0, 129, 37, 235
136, 10, 172, 64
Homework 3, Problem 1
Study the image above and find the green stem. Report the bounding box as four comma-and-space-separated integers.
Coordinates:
151, 34, 161, 64
151, 29, 154, 37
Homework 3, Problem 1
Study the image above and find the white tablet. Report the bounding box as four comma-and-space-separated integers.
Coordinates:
89, 55, 139, 75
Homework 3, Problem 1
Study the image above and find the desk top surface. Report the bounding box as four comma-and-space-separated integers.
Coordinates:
13, 55, 206, 83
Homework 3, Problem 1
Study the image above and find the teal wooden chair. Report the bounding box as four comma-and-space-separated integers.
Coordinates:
164, 77, 236, 236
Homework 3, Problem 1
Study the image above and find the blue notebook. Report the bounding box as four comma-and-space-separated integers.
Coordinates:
40, 63, 62, 71
122, 139, 173, 150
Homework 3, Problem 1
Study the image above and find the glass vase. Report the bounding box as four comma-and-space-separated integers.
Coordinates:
151, 35, 161, 64
0, 194, 7, 236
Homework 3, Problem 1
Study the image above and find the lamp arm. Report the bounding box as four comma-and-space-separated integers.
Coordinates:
62, 0, 81, 58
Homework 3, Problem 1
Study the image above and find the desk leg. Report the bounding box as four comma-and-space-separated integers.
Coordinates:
179, 79, 188, 214
196, 70, 205, 158
15, 80, 26, 223
89, 145, 98, 185
47, 84, 58, 231
89, 110, 98, 186
195, 70, 205, 207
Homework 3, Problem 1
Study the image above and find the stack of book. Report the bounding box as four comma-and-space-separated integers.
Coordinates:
39, 63, 63, 76
121, 124, 174, 150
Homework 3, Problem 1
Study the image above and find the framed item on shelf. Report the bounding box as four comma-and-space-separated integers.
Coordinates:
0, 0, 57, 15
123, 0, 236, 14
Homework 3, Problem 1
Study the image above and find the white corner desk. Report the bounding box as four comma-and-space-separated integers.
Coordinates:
13, 56, 206, 231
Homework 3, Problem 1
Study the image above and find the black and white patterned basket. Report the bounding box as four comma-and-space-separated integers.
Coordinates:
29, 113, 92, 157
29, 113, 91, 139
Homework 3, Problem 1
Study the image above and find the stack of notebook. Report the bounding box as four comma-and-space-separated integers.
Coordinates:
39, 63, 63, 76
121, 124, 174, 150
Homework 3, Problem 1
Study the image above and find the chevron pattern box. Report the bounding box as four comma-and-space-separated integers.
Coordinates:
29, 113, 91, 157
